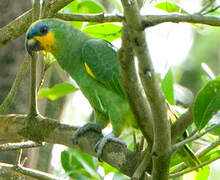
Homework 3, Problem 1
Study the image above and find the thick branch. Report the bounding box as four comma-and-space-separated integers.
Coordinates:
121, 0, 171, 179
0, 114, 138, 177
0, 0, 74, 48
119, 26, 153, 145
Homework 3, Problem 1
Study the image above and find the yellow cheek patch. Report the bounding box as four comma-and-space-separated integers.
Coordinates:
35, 32, 54, 52
85, 63, 96, 79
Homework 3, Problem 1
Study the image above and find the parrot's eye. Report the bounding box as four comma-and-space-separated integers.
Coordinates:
39, 26, 48, 35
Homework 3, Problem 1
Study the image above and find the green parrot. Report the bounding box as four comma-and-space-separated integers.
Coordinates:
25, 19, 199, 166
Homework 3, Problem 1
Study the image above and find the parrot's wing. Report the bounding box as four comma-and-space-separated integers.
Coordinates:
82, 39, 125, 97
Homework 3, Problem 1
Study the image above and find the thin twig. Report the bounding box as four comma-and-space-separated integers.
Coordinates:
16, 149, 23, 165
0, 162, 62, 180
28, 0, 40, 116
169, 156, 220, 179
171, 139, 220, 173
0, 141, 44, 151
196, 1, 214, 15
0, 54, 30, 114
55, 13, 123, 22
173, 122, 220, 152
132, 148, 152, 180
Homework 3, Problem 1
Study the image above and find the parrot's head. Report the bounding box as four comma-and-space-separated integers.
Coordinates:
25, 19, 61, 55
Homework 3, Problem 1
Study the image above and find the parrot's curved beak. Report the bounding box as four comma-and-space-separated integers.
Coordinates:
25, 37, 43, 55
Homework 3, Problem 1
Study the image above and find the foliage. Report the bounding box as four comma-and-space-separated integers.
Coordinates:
2, 0, 220, 179
39, 0, 220, 179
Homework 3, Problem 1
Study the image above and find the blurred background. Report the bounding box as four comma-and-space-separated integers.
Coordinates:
1, 0, 220, 179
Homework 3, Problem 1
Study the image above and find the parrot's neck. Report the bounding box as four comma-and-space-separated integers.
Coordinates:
52, 25, 91, 81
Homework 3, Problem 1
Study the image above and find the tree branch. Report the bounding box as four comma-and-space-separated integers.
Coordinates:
0, 54, 30, 114
142, 14, 220, 28
120, 0, 171, 179
2, 7, 220, 48
118, 25, 153, 145
0, 114, 138, 177
0, 0, 74, 48
171, 107, 193, 143
171, 139, 220, 174
28, 0, 40, 117
169, 156, 220, 179
56, 13, 220, 29
55, 13, 123, 22
173, 122, 220, 152
0, 141, 43, 151
0, 163, 62, 180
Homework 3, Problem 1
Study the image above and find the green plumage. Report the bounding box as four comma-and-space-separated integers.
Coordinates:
26, 18, 199, 166
34, 19, 135, 135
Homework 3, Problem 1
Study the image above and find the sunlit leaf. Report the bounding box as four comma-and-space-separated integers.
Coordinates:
70, 148, 98, 176
83, 23, 122, 42
77, 0, 105, 13
61, 149, 101, 180
113, 173, 129, 180
63, 0, 104, 13
38, 82, 78, 100
62, 0, 105, 29
61, 150, 72, 172
194, 78, 220, 130
200, 149, 220, 162
155, 2, 187, 13
99, 161, 118, 175
195, 165, 210, 180
162, 69, 175, 105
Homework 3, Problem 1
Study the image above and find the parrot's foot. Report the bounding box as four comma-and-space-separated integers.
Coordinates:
72, 122, 102, 145
95, 133, 126, 161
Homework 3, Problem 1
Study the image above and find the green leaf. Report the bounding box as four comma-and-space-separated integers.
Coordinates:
194, 78, 220, 130
70, 148, 98, 176
63, 0, 104, 14
99, 161, 118, 175
62, 0, 105, 29
83, 23, 122, 42
61, 149, 101, 180
195, 165, 210, 180
68, 172, 91, 180
162, 69, 175, 105
113, 173, 129, 180
61, 150, 72, 172
155, 2, 187, 13
77, 0, 105, 13
200, 149, 220, 162
38, 82, 78, 100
